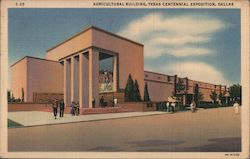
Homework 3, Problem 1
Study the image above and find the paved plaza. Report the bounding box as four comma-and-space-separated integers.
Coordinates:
8, 111, 167, 127
8, 107, 241, 152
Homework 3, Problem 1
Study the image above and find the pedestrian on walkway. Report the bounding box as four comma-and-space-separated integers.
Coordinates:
114, 98, 118, 107
71, 101, 75, 116
100, 96, 105, 108
52, 100, 58, 119
190, 101, 196, 113
171, 102, 176, 113
166, 101, 170, 112
233, 101, 240, 114
59, 100, 65, 117
92, 98, 95, 108
75, 101, 80, 116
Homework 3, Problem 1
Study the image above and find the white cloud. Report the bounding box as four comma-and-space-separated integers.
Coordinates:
146, 62, 231, 86
149, 35, 210, 46
117, 13, 227, 58
168, 48, 212, 57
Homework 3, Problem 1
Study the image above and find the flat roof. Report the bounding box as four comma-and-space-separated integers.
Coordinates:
144, 70, 226, 87
11, 56, 59, 67
46, 25, 144, 52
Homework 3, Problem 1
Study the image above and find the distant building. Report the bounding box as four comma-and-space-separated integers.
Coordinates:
11, 26, 229, 107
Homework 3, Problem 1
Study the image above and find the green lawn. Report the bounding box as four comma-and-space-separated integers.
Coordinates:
8, 119, 23, 128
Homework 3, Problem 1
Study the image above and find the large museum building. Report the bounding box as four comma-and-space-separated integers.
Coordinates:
11, 26, 229, 107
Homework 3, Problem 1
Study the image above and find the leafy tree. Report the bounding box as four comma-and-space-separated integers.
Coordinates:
143, 82, 151, 102
194, 84, 203, 106
219, 92, 225, 104
229, 84, 242, 103
125, 74, 135, 102
175, 79, 186, 101
210, 90, 218, 104
134, 80, 142, 101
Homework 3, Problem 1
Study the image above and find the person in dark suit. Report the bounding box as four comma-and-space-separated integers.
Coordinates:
52, 100, 58, 119
59, 100, 65, 117
100, 96, 104, 107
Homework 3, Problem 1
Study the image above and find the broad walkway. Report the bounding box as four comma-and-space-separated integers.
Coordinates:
8, 111, 167, 127
8, 107, 241, 152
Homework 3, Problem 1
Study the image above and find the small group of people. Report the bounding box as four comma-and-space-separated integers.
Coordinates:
164, 101, 197, 113
100, 96, 118, 107
52, 99, 65, 119
165, 101, 176, 113
71, 101, 80, 116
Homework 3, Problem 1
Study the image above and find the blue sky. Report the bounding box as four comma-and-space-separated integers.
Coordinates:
9, 8, 240, 86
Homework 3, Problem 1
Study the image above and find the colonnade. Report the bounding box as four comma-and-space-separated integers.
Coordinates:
62, 48, 117, 108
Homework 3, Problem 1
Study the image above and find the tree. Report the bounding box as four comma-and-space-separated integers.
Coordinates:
21, 87, 24, 102
194, 84, 203, 106
229, 84, 241, 103
125, 74, 135, 102
7, 90, 11, 102
175, 79, 186, 102
210, 90, 218, 104
143, 82, 150, 102
134, 80, 142, 101
219, 92, 225, 105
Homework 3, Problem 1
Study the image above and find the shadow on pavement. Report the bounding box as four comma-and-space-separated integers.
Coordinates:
177, 137, 241, 152
87, 146, 122, 151
127, 139, 185, 147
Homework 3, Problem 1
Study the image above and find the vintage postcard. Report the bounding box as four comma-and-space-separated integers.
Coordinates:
0, 0, 249, 158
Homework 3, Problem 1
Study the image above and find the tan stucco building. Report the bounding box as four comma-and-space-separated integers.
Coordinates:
11, 26, 229, 107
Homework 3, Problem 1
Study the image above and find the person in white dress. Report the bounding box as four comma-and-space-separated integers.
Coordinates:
114, 98, 118, 107
233, 101, 240, 114
166, 102, 170, 112
190, 101, 196, 113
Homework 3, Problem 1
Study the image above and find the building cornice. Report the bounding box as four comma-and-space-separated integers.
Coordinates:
46, 25, 144, 53
11, 56, 59, 67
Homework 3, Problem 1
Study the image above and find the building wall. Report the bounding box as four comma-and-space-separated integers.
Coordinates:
11, 58, 28, 101
45, 29, 92, 61
45, 27, 144, 97
146, 80, 172, 102
26, 57, 63, 102
92, 29, 144, 97
144, 71, 173, 102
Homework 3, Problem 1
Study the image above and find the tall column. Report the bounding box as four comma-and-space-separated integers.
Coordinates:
79, 53, 89, 108
89, 48, 99, 108
74, 56, 79, 102
112, 56, 117, 92
64, 59, 71, 106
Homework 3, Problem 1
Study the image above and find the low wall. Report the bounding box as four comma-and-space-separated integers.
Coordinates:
99, 92, 125, 106
118, 102, 157, 112
33, 93, 63, 103
8, 103, 52, 112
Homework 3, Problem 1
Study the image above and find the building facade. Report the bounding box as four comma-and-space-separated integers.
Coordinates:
144, 71, 229, 105
11, 26, 229, 107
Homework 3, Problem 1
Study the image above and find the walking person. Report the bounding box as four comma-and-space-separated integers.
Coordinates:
114, 98, 118, 107
75, 101, 80, 116
92, 98, 95, 108
59, 100, 65, 117
52, 100, 58, 119
233, 101, 240, 114
71, 101, 75, 116
171, 102, 176, 113
100, 96, 104, 108
190, 101, 196, 113
166, 101, 170, 112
